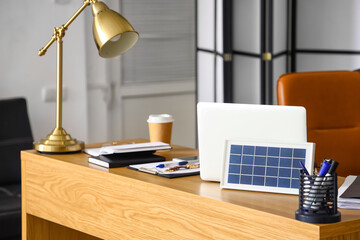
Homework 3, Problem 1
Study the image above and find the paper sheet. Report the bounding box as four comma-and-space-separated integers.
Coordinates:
84, 142, 171, 156
129, 160, 200, 176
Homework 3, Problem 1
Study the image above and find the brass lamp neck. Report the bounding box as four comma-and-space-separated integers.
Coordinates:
38, 0, 98, 56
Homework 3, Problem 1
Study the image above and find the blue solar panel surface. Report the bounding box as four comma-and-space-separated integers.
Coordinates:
227, 144, 306, 189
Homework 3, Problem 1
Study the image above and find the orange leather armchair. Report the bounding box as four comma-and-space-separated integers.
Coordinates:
277, 71, 360, 176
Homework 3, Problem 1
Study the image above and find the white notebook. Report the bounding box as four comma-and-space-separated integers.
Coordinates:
84, 142, 171, 156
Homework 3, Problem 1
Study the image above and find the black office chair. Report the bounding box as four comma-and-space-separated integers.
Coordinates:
0, 98, 33, 240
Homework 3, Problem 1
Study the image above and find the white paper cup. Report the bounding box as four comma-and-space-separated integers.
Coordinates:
147, 114, 174, 144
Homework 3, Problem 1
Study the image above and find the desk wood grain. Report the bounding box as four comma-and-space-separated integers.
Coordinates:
21, 139, 360, 240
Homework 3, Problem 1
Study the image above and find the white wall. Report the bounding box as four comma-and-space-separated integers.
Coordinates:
296, 0, 360, 72
0, 0, 88, 142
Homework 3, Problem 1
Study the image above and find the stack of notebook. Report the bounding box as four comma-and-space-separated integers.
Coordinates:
85, 142, 171, 168
338, 175, 360, 209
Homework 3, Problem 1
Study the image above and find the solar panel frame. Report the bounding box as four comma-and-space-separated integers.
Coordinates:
220, 140, 315, 195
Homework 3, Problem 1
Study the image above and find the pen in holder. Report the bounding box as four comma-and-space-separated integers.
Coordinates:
295, 169, 341, 223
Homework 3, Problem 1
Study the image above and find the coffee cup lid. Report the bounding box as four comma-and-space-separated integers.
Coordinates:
147, 114, 174, 123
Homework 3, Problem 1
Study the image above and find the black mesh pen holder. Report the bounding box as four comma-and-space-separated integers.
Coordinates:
295, 169, 341, 223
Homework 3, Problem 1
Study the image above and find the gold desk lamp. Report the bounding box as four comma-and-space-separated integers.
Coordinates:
34, 0, 138, 153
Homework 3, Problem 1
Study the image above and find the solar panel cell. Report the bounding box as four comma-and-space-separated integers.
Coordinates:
266, 177, 277, 187
292, 169, 300, 179
280, 158, 292, 167
278, 178, 291, 188
266, 167, 278, 176
228, 174, 240, 184
255, 146, 267, 155
241, 165, 253, 175
241, 175, 252, 184
268, 147, 280, 156
254, 166, 265, 175
243, 146, 255, 155
243, 155, 254, 164
229, 164, 240, 174
230, 155, 241, 164
267, 157, 279, 166
231, 145, 242, 154
294, 148, 306, 158
291, 179, 300, 189
281, 148, 293, 157
279, 168, 291, 177
255, 156, 266, 165
253, 176, 265, 186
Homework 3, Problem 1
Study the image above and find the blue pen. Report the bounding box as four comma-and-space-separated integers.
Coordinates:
156, 161, 188, 168
299, 160, 310, 175
299, 160, 313, 184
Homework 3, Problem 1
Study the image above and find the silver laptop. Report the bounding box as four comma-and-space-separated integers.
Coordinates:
197, 102, 307, 182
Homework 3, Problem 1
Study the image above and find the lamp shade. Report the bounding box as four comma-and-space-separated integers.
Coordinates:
92, 1, 139, 58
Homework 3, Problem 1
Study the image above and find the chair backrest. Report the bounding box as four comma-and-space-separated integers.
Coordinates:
277, 71, 360, 176
0, 98, 33, 184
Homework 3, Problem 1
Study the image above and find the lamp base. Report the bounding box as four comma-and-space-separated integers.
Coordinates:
34, 127, 84, 153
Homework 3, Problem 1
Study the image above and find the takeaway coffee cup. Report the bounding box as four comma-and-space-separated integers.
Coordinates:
147, 114, 174, 144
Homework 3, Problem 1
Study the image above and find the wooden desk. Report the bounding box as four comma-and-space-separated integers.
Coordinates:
22, 139, 360, 240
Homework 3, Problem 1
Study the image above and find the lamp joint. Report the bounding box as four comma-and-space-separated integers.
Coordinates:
54, 26, 66, 40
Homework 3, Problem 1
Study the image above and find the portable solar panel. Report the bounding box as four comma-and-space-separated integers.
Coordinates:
221, 141, 315, 195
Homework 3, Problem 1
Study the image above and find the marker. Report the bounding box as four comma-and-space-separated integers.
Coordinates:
318, 160, 332, 177
326, 159, 338, 175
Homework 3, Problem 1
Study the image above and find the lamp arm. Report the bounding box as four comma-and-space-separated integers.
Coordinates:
38, 0, 96, 56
